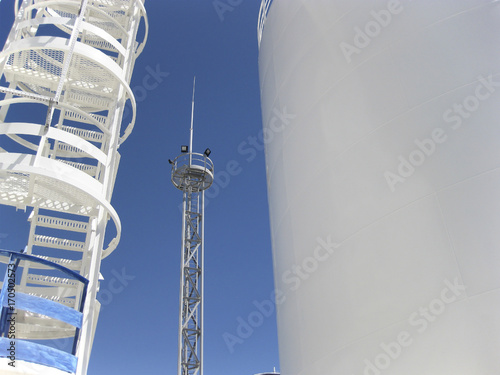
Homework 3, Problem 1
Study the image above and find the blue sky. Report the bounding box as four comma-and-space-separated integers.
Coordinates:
0, 1, 280, 374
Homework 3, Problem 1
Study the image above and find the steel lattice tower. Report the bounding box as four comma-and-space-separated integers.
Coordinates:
171, 80, 213, 375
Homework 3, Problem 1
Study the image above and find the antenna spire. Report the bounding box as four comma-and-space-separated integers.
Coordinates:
189, 76, 196, 155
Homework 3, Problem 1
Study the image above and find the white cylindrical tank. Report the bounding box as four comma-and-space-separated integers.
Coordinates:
258, 1, 500, 374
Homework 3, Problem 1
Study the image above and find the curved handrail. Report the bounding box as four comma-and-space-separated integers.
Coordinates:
0, 249, 88, 371
135, 0, 149, 57
173, 152, 214, 174
36, 0, 148, 58
14, 0, 21, 18
0, 249, 88, 284
257, 0, 274, 48
0, 98, 111, 136
25, 1, 128, 38
0, 122, 107, 163
171, 152, 215, 191
0, 97, 111, 155
17, 17, 127, 57
0, 35, 138, 143
0, 153, 122, 257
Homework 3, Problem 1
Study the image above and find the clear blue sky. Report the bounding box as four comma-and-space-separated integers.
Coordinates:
0, 1, 280, 374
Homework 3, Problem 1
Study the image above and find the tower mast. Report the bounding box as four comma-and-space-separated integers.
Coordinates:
171, 80, 214, 375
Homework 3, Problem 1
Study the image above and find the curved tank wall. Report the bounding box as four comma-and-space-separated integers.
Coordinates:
258, 1, 500, 374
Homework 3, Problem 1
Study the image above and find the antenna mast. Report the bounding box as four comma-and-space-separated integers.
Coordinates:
171, 80, 214, 375
190, 76, 196, 158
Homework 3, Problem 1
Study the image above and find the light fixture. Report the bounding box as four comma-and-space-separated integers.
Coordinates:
181, 145, 188, 153
204, 148, 211, 157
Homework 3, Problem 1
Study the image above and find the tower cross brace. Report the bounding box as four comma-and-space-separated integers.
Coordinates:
171, 152, 214, 375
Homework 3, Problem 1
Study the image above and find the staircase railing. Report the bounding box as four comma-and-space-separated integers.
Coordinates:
0, 249, 88, 373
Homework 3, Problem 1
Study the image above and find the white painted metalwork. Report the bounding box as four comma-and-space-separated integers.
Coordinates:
0, 0, 148, 373
257, 0, 273, 48
171, 86, 214, 375
254, 369, 279, 375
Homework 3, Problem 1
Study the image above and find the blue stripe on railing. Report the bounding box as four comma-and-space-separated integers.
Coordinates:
0, 337, 77, 373
0, 250, 88, 284
0, 249, 88, 362
2, 292, 83, 328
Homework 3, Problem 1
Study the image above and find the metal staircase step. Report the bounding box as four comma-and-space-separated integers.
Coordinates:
59, 125, 104, 143
35, 215, 89, 233
59, 160, 98, 176
56, 142, 87, 156
20, 288, 77, 306
33, 235, 86, 252
64, 109, 108, 128
26, 274, 79, 288
15, 321, 75, 340
29, 255, 82, 271
20, 289, 76, 305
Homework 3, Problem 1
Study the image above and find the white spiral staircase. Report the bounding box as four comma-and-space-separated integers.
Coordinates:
0, 1, 147, 373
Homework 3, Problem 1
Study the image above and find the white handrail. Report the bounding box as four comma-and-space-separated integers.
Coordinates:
257, 0, 273, 48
